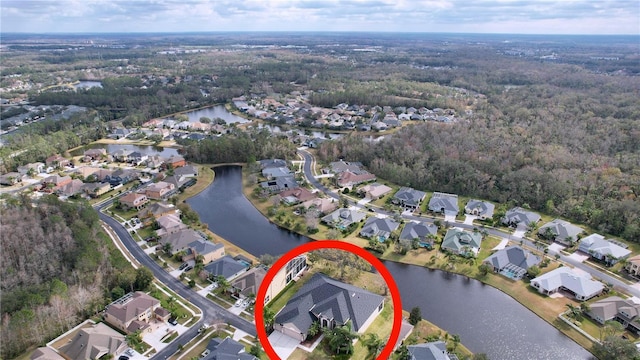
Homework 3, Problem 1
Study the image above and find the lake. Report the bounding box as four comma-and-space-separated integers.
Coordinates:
179, 105, 249, 124
69, 143, 179, 158
187, 165, 593, 360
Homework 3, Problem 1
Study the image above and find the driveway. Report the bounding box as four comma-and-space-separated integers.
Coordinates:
268, 331, 300, 359
548, 243, 565, 254
142, 322, 188, 352
463, 215, 477, 225
567, 251, 590, 263
512, 229, 526, 238
444, 214, 456, 223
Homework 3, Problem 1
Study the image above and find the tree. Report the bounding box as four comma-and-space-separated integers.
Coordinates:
216, 275, 230, 294
307, 321, 321, 339
395, 344, 411, 360
134, 267, 154, 291
263, 307, 275, 332
409, 306, 422, 325
591, 335, 639, 360
451, 334, 461, 351
600, 320, 625, 341
324, 324, 358, 355
361, 333, 384, 357
111, 286, 125, 300
249, 344, 262, 357
565, 303, 582, 321
162, 242, 172, 255
199, 116, 211, 124
478, 263, 492, 277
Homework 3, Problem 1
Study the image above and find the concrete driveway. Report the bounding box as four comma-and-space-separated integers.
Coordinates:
463, 215, 477, 225
444, 214, 456, 223
567, 252, 590, 263
268, 331, 301, 359
142, 322, 188, 352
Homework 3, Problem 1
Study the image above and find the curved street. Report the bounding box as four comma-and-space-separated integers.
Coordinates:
297, 148, 640, 298
96, 201, 256, 360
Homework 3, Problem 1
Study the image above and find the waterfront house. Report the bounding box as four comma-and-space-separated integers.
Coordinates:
530, 267, 604, 301
278, 187, 316, 205
321, 208, 367, 229
260, 176, 298, 193
587, 296, 640, 334
145, 181, 175, 199
407, 341, 454, 360
204, 255, 248, 281
399, 221, 438, 249
301, 197, 338, 215
274, 273, 384, 342
483, 246, 541, 280
359, 217, 400, 242
441, 228, 483, 257
138, 202, 178, 223
158, 229, 204, 254
182, 239, 225, 264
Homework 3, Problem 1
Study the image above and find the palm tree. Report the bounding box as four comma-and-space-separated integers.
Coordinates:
216, 275, 230, 294
451, 334, 461, 350
263, 307, 275, 332
361, 333, 384, 358
565, 303, 582, 320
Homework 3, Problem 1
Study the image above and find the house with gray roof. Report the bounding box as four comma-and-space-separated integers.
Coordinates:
578, 234, 631, 266
183, 239, 225, 264
530, 267, 604, 301
407, 341, 453, 360
587, 296, 640, 325
393, 187, 427, 210
428, 192, 459, 216
464, 199, 495, 220
259, 159, 287, 169
174, 164, 199, 178
158, 229, 204, 254
502, 207, 541, 228
399, 221, 438, 249
359, 217, 400, 242
59, 322, 126, 360
441, 228, 482, 257
483, 246, 541, 280
274, 273, 384, 342
31, 347, 65, 360
538, 219, 584, 245
204, 255, 248, 281
261, 166, 292, 179
202, 337, 257, 360
329, 160, 364, 174
321, 208, 366, 229
260, 176, 298, 193
231, 266, 266, 299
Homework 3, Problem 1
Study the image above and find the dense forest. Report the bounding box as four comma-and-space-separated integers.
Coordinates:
0, 196, 149, 358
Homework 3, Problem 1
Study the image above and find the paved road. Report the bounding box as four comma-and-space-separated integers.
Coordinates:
97, 202, 256, 359
297, 148, 640, 298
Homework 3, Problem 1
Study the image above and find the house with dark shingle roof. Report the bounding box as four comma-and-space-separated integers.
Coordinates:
407, 341, 453, 360
502, 207, 541, 228
441, 228, 482, 257
399, 221, 438, 249
158, 229, 204, 254
428, 192, 459, 215
231, 266, 266, 299
104, 292, 165, 334
259, 159, 287, 169
262, 166, 292, 179
538, 219, 584, 245
483, 245, 541, 280
202, 337, 258, 360
464, 199, 495, 220
204, 255, 248, 281
359, 217, 400, 242
393, 187, 427, 209
274, 273, 384, 342
183, 239, 225, 264
260, 176, 298, 193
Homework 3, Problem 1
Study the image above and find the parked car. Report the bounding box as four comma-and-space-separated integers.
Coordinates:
184, 265, 193, 272
168, 317, 178, 326
179, 263, 188, 270
118, 356, 129, 360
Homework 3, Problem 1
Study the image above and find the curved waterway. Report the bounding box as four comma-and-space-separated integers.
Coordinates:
187, 165, 592, 360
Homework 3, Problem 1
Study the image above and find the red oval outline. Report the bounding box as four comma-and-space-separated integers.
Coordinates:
255, 240, 402, 360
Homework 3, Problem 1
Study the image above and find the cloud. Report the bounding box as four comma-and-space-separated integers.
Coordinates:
1, 0, 638, 34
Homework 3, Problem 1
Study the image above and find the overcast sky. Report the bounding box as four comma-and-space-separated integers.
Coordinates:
2, 0, 639, 35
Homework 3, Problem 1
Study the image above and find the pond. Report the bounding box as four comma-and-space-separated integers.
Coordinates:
178, 105, 249, 124
69, 143, 179, 158
187, 165, 592, 360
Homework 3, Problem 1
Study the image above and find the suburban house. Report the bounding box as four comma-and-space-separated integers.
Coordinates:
127, 151, 148, 165
464, 199, 495, 220
17, 162, 45, 176
393, 187, 427, 210
112, 149, 133, 162
45, 154, 70, 169
82, 182, 111, 198
407, 341, 454, 360
328, 160, 364, 174
0, 172, 25, 186
625, 255, 640, 277
441, 228, 483, 257
31, 347, 65, 360
336, 170, 376, 188
265, 255, 307, 304
259, 158, 287, 169
262, 166, 292, 179
483, 246, 541, 280
358, 183, 392, 200
260, 176, 298, 193
428, 192, 459, 216
138, 202, 178, 223
145, 181, 176, 200
164, 174, 197, 190
156, 214, 188, 236
538, 219, 584, 245
56, 179, 86, 197
321, 208, 367, 229
202, 337, 258, 360
104, 292, 168, 334
59, 322, 126, 360
174, 164, 199, 178
165, 155, 186, 168
119, 192, 149, 210
42, 175, 72, 192
278, 187, 316, 205
530, 267, 604, 301
204, 255, 249, 281
502, 207, 541, 228
274, 273, 384, 342
231, 266, 266, 300
587, 296, 640, 334
158, 229, 205, 254
359, 217, 400, 242
578, 234, 631, 266
399, 221, 438, 249
182, 239, 225, 264
82, 148, 107, 161
146, 155, 165, 169
301, 198, 338, 215
105, 168, 139, 186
